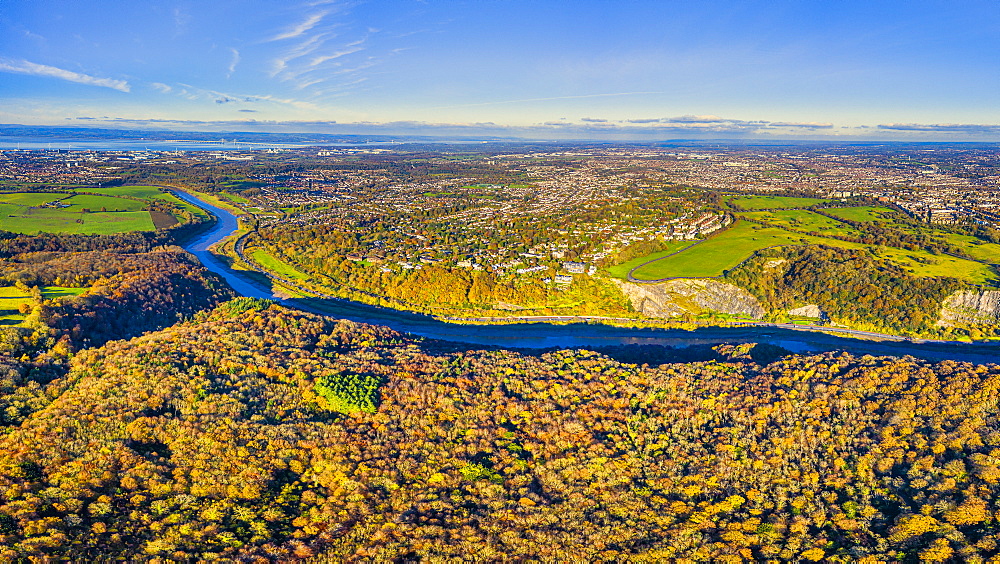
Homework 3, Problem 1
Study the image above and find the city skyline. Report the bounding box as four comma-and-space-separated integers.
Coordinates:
2, 0, 1000, 141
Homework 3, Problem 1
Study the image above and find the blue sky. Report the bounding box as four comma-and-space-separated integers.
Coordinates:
2, 0, 999, 140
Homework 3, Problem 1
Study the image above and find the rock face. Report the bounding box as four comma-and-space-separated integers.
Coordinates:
938, 290, 1000, 326
615, 279, 766, 319
787, 304, 825, 319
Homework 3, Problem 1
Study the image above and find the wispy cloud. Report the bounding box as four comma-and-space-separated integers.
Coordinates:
879, 123, 1000, 134
269, 33, 327, 78
271, 11, 328, 41
173, 7, 192, 36
153, 81, 319, 112
310, 42, 365, 66
227, 48, 241, 78
771, 121, 834, 129
0, 57, 129, 92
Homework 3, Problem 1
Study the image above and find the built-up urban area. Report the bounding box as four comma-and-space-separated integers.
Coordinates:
3, 142, 1000, 280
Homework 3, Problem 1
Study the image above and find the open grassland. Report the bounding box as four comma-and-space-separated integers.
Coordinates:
83, 186, 211, 220
740, 209, 863, 237
0, 192, 70, 206
869, 246, 996, 284
941, 233, 1000, 264
249, 248, 313, 283
0, 190, 167, 234
63, 194, 147, 212
629, 220, 996, 283
605, 240, 694, 279
1, 208, 154, 234
631, 221, 814, 279
822, 205, 899, 223
0, 286, 87, 325
728, 195, 832, 210
86, 186, 167, 199
220, 191, 250, 204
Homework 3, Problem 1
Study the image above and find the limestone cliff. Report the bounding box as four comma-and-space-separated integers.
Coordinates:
787, 304, 826, 319
615, 279, 766, 319
938, 290, 1000, 326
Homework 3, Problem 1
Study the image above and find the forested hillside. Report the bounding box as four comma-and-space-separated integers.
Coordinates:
1, 300, 999, 561
727, 246, 966, 335
0, 236, 235, 430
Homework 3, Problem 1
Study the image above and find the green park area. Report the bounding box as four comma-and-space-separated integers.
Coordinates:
0, 199, 155, 234
0, 186, 220, 234
605, 240, 694, 279
630, 221, 812, 279
62, 194, 147, 212
0, 285, 88, 325
220, 191, 250, 204
86, 185, 169, 199
728, 195, 832, 210
621, 219, 997, 284
0, 192, 70, 206
86, 186, 212, 220
941, 233, 1000, 265
740, 209, 863, 237
823, 205, 899, 223
249, 248, 313, 284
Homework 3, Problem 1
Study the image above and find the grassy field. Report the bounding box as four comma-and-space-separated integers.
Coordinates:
941, 233, 1000, 264
0, 192, 70, 206
182, 189, 245, 215
740, 209, 863, 237
729, 195, 832, 210
0, 286, 87, 325
630, 221, 813, 279
84, 186, 212, 220
1, 207, 154, 235
822, 206, 898, 223
63, 194, 147, 212
0, 189, 176, 234
605, 240, 694, 279
85, 186, 167, 199
220, 191, 250, 204
249, 248, 313, 283
628, 220, 997, 283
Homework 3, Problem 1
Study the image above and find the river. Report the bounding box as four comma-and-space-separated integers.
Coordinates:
171, 190, 1000, 364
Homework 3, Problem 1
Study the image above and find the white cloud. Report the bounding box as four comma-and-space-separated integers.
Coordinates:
271, 11, 327, 41
0, 58, 129, 92
310, 44, 364, 66
151, 82, 172, 93
227, 48, 241, 78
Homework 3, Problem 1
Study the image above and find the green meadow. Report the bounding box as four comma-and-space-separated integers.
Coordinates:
740, 209, 863, 237
249, 248, 313, 283
0, 209, 155, 235
728, 195, 832, 210
605, 240, 694, 279
625, 220, 996, 284
63, 194, 147, 212
0, 186, 225, 234
0, 192, 70, 206
0, 286, 88, 325
630, 221, 813, 279
822, 205, 899, 223
85, 186, 210, 219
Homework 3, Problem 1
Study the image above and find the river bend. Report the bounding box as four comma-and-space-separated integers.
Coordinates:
170, 190, 1000, 364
